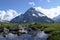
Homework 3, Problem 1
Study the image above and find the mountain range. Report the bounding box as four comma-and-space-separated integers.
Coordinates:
10, 7, 54, 24
53, 15, 60, 22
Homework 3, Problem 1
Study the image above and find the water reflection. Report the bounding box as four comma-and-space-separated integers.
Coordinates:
0, 31, 48, 40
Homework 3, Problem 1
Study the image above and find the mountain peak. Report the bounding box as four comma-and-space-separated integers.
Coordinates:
25, 7, 46, 17
10, 7, 54, 24
27, 7, 36, 12
28, 7, 35, 10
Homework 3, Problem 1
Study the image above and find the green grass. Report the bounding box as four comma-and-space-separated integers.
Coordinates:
29, 23, 60, 40
0, 22, 60, 40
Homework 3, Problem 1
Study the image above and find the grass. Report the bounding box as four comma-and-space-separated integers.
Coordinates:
0, 22, 60, 40
28, 23, 60, 40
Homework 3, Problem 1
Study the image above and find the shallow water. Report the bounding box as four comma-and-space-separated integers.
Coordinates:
0, 31, 48, 40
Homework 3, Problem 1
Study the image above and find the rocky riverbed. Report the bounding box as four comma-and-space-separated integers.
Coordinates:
0, 31, 49, 40
0, 26, 49, 40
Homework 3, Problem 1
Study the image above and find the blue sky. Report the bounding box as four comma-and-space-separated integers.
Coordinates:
0, 0, 60, 21
0, 0, 60, 13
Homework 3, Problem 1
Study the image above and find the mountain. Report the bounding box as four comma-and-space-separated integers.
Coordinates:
53, 15, 60, 22
10, 7, 54, 24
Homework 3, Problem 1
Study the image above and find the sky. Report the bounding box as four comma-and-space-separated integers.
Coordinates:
0, 0, 60, 21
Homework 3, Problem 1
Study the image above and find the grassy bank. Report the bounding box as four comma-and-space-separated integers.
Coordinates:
0, 22, 60, 40
28, 23, 60, 40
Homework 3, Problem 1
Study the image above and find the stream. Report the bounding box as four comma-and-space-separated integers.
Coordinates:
0, 31, 49, 40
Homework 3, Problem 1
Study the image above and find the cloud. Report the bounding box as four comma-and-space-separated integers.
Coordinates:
35, 6, 60, 19
29, 2, 35, 6
0, 9, 21, 21
47, 0, 51, 2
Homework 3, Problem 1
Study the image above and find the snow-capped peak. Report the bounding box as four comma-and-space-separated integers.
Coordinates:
38, 13, 45, 17
27, 7, 46, 17
10, 7, 54, 23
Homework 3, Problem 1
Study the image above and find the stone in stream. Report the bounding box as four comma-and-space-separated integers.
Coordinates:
9, 28, 18, 34
44, 30, 53, 34
2, 28, 9, 37
9, 25, 27, 36
0, 28, 3, 33
17, 26, 28, 36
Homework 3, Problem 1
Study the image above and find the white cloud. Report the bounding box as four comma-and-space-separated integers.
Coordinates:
0, 9, 21, 21
47, 0, 51, 2
29, 2, 35, 6
35, 6, 60, 19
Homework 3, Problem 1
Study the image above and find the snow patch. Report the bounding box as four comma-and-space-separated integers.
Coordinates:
32, 14, 38, 17
24, 20, 27, 22
38, 13, 45, 17
32, 14, 36, 16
